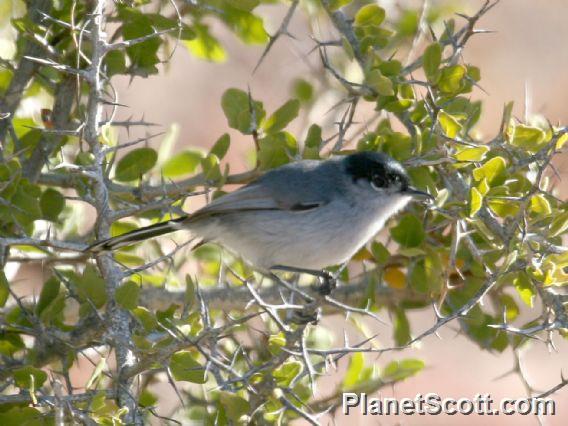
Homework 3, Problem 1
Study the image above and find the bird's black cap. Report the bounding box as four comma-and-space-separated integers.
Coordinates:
344, 151, 433, 201
344, 151, 410, 189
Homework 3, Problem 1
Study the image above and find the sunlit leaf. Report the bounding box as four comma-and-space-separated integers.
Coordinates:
438, 110, 462, 138
454, 145, 489, 162
530, 194, 552, 215
510, 125, 546, 152
472, 156, 506, 184
438, 65, 466, 94
183, 24, 226, 62
469, 187, 482, 217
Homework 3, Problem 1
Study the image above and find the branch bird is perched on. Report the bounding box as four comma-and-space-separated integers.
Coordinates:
87, 152, 432, 293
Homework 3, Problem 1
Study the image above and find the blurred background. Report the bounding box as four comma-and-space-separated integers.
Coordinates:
11, 0, 568, 424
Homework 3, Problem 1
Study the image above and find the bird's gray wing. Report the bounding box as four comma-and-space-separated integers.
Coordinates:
188, 161, 337, 222
188, 183, 326, 223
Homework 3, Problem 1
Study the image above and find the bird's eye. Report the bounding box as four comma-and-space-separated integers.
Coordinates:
370, 174, 386, 190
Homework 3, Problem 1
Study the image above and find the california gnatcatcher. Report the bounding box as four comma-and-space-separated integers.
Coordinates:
88, 152, 432, 293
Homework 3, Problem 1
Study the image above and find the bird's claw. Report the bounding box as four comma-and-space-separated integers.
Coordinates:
317, 270, 336, 296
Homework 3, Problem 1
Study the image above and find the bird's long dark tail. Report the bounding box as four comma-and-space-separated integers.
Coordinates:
86, 216, 188, 253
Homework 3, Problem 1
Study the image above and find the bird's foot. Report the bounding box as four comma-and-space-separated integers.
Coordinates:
317, 270, 336, 296
290, 303, 322, 325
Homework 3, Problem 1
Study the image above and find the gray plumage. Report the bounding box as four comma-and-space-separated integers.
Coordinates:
88, 152, 430, 272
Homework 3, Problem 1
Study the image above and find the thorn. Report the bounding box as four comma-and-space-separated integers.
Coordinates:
432, 302, 443, 319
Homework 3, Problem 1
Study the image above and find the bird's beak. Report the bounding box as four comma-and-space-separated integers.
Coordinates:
404, 186, 435, 202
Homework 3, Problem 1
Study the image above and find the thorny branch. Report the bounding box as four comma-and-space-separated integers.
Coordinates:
0, 0, 566, 424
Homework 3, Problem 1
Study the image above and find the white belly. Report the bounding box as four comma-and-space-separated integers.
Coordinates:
190, 195, 410, 271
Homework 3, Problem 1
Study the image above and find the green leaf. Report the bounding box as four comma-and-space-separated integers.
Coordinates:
170, 351, 207, 383
183, 24, 226, 62
118, 7, 161, 75
354, 4, 386, 27
0, 271, 8, 308
225, 0, 259, 12
35, 277, 60, 316
115, 148, 157, 182
530, 194, 551, 215
200, 154, 222, 182
221, 88, 265, 134
555, 133, 568, 150
116, 281, 140, 310
391, 214, 425, 248
13, 367, 47, 389
77, 265, 107, 308
488, 198, 519, 218
40, 188, 65, 221
262, 99, 300, 134
328, 0, 353, 11
393, 308, 411, 346
453, 145, 489, 162
219, 392, 250, 421
0, 407, 44, 426
222, 8, 268, 45
382, 359, 424, 381
293, 79, 313, 103
371, 241, 390, 265
86, 358, 106, 389
303, 124, 322, 159
133, 307, 158, 332
423, 42, 442, 82
105, 50, 127, 77
384, 98, 413, 113
501, 101, 514, 134
438, 65, 466, 94
472, 156, 506, 184
185, 274, 196, 309
500, 294, 519, 321
162, 150, 204, 178
257, 132, 297, 170
139, 390, 158, 408
273, 360, 302, 387
469, 187, 483, 217
365, 70, 394, 96
11, 183, 42, 224
477, 178, 490, 195
550, 211, 568, 237
438, 110, 461, 138
343, 352, 364, 389
210, 133, 230, 159
510, 125, 546, 152
514, 272, 535, 307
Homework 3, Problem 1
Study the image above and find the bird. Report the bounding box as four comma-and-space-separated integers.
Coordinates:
87, 151, 432, 293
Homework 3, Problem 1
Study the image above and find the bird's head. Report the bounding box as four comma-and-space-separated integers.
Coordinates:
344, 151, 433, 202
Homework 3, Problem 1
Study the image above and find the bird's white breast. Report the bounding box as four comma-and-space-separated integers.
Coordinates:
190, 194, 411, 271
